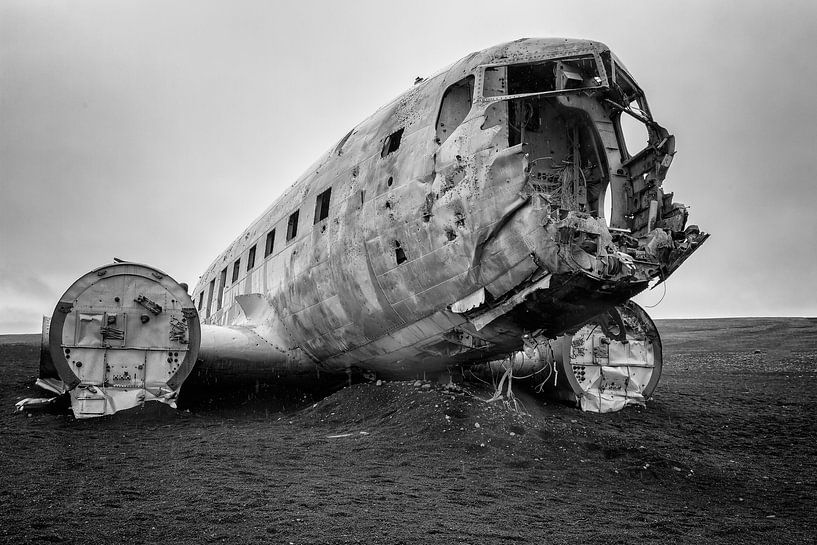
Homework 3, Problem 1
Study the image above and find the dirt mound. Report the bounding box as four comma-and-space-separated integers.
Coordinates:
300, 380, 546, 447
294, 379, 698, 488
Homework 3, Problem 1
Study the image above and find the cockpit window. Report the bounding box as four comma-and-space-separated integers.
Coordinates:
610, 66, 653, 159
436, 75, 474, 144
482, 56, 603, 98
618, 100, 651, 158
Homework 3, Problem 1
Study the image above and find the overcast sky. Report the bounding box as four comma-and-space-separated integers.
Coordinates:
1, 0, 816, 333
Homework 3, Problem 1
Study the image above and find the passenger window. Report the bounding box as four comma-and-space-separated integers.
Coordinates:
436, 75, 474, 144
217, 268, 227, 311
206, 278, 215, 318
197, 292, 203, 311
264, 229, 275, 257
247, 245, 256, 270
381, 128, 404, 157
314, 187, 332, 224
286, 210, 299, 241
394, 240, 407, 264
232, 259, 240, 283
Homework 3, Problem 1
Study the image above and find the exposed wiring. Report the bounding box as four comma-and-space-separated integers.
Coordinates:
643, 275, 668, 308
466, 368, 491, 385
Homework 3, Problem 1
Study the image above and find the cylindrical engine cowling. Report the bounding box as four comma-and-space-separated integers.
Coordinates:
552, 301, 662, 412
477, 301, 662, 413
47, 262, 200, 418
194, 324, 298, 382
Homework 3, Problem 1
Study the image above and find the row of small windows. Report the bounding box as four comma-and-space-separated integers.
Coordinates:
198, 187, 333, 318
197, 78, 474, 316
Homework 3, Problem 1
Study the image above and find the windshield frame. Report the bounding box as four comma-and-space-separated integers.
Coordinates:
476, 52, 609, 102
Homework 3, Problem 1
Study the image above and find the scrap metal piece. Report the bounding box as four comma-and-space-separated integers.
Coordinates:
35, 377, 67, 395
134, 294, 163, 315
168, 316, 189, 344
15, 397, 57, 412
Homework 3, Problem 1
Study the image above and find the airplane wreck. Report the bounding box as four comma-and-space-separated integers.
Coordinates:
34, 38, 707, 418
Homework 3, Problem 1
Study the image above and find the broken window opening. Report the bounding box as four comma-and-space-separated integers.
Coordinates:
286, 210, 299, 241
232, 260, 240, 284
394, 241, 407, 265
206, 278, 215, 318
436, 75, 474, 144
611, 65, 645, 108
314, 187, 332, 224
381, 128, 404, 157
264, 229, 276, 258
387, 176, 393, 187
445, 228, 457, 241
617, 100, 650, 159
359, 190, 366, 207
247, 245, 256, 271
483, 56, 602, 98
217, 268, 227, 311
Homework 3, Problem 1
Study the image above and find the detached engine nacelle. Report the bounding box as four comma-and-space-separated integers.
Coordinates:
43, 262, 201, 418
477, 302, 662, 413
551, 301, 663, 412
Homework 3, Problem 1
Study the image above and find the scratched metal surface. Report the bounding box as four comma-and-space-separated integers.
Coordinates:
190, 38, 705, 379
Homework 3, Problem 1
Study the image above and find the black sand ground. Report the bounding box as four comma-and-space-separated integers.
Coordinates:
1, 317, 815, 544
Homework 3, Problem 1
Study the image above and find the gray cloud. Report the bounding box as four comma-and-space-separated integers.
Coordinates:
0, 266, 54, 297
1, 0, 816, 334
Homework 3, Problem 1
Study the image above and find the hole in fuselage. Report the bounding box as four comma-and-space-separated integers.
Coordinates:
381, 128, 404, 157
506, 95, 606, 217
394, 241, 407, 264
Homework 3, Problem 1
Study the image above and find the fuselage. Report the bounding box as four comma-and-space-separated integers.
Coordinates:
192, 38, 706, 379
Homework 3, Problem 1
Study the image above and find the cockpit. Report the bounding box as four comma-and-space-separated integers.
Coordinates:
460, 50, 680, 238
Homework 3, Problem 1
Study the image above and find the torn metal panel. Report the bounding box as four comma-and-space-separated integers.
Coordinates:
450, 288, 486, 314
470, 274, 552, 331
68, 384, 180, 417
578, 365, 648, 413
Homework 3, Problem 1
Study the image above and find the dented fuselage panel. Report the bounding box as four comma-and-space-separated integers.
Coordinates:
191, 38, 707, 380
